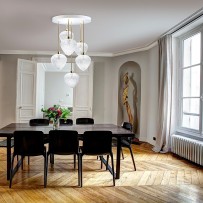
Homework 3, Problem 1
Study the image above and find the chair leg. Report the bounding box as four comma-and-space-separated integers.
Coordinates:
77, 154, 80, 187
128, 146, 136, 171
106, 155, 109, 170
21, 156, 24, 170
79, 155, 83, 187
44, 154, 47, 188
9, 154, 15, 188
100, 156, 103, 169
121, 147, 124, 160
110, 153, 115, 186
28, 156, 30, 165
50, 154, 54, 164
74, 154, 76, 170
46, 153, 49, 185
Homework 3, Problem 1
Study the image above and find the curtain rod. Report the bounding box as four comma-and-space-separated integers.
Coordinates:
161, 7, 203, 37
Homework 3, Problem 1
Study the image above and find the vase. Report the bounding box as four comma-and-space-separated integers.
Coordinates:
53, 118, 60, 130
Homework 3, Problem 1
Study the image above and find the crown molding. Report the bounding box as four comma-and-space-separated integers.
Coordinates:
112, 41, 158, 57
0, 42, 157, 58
0, 50, 114, 57
0, 50, 54, 55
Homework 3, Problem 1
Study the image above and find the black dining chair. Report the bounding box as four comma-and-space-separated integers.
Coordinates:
28, 118, 50, 164
47, 130, 79, 186
76, 118, 94, 125
10, 131, 47, 188
121, 122, 136, 170
107, 122, 136, 171
76, 118, 94, 143
78, 131, 115, 187
29, 118, 49, 126
60, 118, 73, 125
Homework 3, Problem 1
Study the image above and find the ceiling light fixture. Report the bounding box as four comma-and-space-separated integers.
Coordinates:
51, 15, 91, 87
64, 57, 79, 88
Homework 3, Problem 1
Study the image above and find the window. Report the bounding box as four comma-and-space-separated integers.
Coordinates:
178, 28, 203, 135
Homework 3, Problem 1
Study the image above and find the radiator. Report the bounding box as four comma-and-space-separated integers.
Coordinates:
171, 134, 203, 166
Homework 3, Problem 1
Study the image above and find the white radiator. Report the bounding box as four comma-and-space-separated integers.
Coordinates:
171, 134, 203, 166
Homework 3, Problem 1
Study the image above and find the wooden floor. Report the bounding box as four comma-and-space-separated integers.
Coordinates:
0, 142, 202, 203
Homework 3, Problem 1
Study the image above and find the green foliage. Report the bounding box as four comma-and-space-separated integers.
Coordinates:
41, 104, 71, 121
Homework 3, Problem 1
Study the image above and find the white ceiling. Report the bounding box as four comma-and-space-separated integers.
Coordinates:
0, 0, 203, 56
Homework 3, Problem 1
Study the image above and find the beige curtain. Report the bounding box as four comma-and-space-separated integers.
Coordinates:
153, 35, 175, 153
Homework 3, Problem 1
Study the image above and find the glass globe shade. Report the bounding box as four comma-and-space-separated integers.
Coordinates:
59, 30, 74, 41
75, 55, 91, 71
60, 39, 77, 56
51, 53, 67, 70
75, 42, 88, 55
64, 72, 79, 88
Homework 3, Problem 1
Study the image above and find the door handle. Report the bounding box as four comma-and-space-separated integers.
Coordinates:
19, 106, 22, 109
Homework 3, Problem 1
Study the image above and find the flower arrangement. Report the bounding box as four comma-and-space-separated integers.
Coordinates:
41, 104, 71, 122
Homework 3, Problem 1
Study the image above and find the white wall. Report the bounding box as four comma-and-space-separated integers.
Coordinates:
93, 62, 105, 123
147, 45, 159, 145
0, 58, 3, 128
45, 72, 73, 108
36, 63, 45, 117
92, 57, 113, 124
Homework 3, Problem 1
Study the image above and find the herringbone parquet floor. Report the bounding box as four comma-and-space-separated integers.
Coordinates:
0, 142, 202, 203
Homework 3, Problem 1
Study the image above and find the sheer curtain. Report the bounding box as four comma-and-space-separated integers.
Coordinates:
153, 34, 176, 153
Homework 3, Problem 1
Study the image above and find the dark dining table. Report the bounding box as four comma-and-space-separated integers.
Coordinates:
0, 123, 134, 180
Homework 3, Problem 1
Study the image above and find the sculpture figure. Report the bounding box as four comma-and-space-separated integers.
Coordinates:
122, 72, 134, 126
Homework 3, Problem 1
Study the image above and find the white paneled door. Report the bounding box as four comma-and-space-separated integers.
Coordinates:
73, 62, 93, 120
16, 59, 37, 123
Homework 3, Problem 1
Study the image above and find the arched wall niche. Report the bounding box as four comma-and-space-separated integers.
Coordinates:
117, 61, 141, 136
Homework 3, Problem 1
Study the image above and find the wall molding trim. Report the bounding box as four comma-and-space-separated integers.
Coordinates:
0, 42, 158, 57
113, 41, 158, 57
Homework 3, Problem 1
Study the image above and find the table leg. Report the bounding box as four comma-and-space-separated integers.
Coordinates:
116, 137, 121, 179
6, 137, 11, 180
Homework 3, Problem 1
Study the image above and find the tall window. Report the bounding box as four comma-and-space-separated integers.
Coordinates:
179, 29, 202, 135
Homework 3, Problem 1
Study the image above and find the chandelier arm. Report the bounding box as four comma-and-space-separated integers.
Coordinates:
71, 21, 73, 39
70, 56, 73, 73
83, 20, 85, 55
57, 22, 60, 54
68, 19, 70, 39
80, 22, 82, 42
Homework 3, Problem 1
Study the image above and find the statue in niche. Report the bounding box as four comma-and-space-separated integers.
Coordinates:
122, 73, 134, 125
122, 72, 138, 133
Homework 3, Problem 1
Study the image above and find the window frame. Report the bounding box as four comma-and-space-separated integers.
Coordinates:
177, 25, 203, 137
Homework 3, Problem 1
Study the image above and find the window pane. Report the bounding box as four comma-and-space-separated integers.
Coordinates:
182, 114, 199, 130
183, 33, 201, 67
183, 66, 200, 97
183, 98, 200, 114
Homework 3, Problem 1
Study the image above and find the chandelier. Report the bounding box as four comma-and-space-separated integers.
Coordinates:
51, 15, 91, 87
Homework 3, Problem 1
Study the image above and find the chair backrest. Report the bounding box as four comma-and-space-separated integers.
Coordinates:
48, 130, 78, 155
122, 122, 132, 131
13, 131, 45, 156
82, 131, 112, 155
29, 119, 49, 126
60, 118, 73, 125
76, 118, 94, 125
